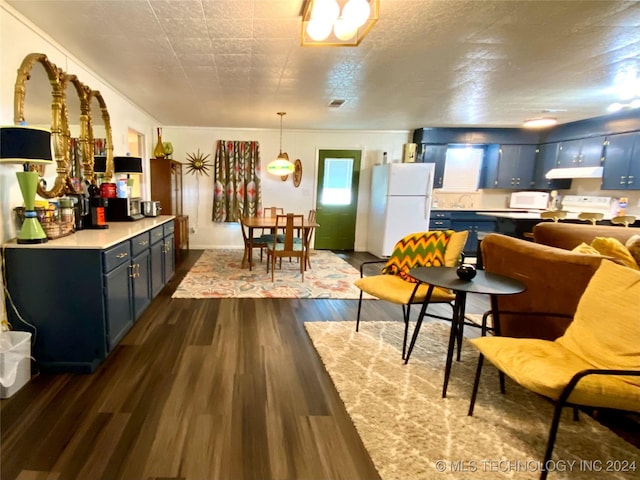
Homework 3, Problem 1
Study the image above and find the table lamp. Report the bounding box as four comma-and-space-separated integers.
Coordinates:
0, 126, 54, 244
113, 156, 142, 197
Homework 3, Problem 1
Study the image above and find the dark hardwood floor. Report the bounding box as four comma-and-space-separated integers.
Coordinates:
1, 250, 638, 480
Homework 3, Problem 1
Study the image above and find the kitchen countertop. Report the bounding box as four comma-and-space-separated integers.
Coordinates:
477, 211, 615, 220
3, 215, 175, 250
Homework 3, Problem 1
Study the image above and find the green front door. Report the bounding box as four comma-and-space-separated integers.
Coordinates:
314, 149, 361, 250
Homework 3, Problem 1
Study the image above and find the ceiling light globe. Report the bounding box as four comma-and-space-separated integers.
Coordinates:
342, 0, 370, 28
307, 18, 333, 41
608, 102, 623, 112
334, 18, 358, 41
311, 0, 340, 22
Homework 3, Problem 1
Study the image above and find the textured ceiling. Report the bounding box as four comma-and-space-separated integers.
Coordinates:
6, 0, 640, 130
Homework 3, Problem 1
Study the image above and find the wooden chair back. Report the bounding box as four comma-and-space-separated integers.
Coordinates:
267, 213, 305, 281
263, 206, 284, 218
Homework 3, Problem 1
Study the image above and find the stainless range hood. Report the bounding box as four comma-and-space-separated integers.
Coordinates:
545, 166, 603, 179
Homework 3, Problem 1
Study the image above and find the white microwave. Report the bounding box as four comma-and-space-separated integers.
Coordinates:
509, 191, 550, 210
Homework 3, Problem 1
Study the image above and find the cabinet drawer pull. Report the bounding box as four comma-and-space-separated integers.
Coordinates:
138, 240, 148, 246
116, 252, 128, 259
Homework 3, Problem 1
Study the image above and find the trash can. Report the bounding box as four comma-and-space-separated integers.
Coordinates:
0, 331, 32, 399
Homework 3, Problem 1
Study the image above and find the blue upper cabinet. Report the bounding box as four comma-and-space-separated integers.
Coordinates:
483, 144, 536, 189
556, 136, 606, 168
602, 132, 640, 190
419, 144, 447, 188
533, 143, 571, 190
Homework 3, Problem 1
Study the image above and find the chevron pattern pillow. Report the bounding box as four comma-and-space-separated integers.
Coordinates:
381, 230, 453, 283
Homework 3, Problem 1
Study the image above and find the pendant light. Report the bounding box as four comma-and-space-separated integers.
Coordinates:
267, 112, 295, 179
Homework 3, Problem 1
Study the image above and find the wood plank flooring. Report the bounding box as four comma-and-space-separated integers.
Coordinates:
1, 250, 637, 480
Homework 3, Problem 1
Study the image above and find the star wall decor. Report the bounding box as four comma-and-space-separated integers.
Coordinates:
186, 149, 211, 176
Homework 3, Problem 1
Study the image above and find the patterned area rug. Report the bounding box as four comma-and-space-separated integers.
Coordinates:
304, 321, 640, 480
172, 249, 370, 299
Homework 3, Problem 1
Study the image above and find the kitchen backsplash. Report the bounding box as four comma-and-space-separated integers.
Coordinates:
432, 178, 640, 214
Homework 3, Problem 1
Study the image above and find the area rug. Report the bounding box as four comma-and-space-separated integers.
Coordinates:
304, 321, 640, 480
172, 249, 370, 299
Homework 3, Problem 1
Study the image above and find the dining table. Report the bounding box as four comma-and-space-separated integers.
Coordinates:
242, 215, 320, 270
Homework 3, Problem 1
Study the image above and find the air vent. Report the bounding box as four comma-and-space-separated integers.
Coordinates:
329, 99, 346, 108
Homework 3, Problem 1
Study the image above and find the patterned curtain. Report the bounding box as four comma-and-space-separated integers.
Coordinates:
212, 140, 262, 222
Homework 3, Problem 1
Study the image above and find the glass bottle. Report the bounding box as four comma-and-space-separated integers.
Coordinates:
153, 127, 166, 159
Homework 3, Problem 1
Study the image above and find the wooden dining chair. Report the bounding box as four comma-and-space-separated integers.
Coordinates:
238, 211, 269, 269
266, 213, 305, 282
260, 206, 285, 241
303, 209, 316, 269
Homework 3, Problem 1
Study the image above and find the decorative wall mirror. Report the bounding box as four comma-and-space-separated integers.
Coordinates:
14, 52, 67, 198
61, 73, 90, 191
14, 52, 114, 197
88, 90, 114, 183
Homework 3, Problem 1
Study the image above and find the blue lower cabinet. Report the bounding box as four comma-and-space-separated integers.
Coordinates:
431, 211, 497, 256
4, 219, 175, 372
104, 260, 134, 351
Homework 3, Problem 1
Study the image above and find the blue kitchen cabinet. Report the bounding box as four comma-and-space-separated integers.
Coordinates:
430, 210, 496, 256
483, 144, 536, 189
556, 136, 606, 168
4, 219, 175, 372
104, 256, 134, 351
163, 222, 176, 283
150, 225, 165, 296
131, 231, 152, 319
419, 144, 447, 188
533, 143, 572, 190
601, 132, 640, 190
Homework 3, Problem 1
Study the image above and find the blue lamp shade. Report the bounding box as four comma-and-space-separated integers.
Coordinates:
0, 126, 53, 164
113, 156, 143, 173
93, 155, 107, 173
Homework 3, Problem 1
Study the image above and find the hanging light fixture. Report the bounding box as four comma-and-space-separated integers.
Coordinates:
267, 112, 295, 179
301, 0, 379, 47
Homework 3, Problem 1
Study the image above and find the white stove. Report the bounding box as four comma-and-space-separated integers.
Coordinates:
560, 195, 617, 216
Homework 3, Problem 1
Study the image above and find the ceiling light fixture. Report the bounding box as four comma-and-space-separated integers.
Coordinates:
522, 117, 558, 129
301, 0, 379, 47
607, 99, 640, 113
267, 112, 295, 179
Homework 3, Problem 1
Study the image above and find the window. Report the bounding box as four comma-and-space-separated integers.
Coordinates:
441, 145, 484, 192
321, 157, 353, 205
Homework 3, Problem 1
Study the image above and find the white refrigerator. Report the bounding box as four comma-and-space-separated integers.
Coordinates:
367, 163, 435, 257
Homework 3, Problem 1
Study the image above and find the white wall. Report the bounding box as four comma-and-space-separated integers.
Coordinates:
164, 126, 409, 251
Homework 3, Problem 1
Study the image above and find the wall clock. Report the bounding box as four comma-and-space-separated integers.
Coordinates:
293, 159, 302, 187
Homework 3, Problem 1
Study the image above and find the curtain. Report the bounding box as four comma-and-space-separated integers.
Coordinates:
212, 140, 262, 222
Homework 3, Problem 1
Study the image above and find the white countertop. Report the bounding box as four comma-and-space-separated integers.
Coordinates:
3, 215, 175, 250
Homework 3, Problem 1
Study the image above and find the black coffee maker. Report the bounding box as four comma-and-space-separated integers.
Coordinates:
66, 193, 86, 231
82, 182, 109, 229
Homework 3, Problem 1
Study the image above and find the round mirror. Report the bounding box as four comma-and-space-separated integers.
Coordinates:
62, 73, 90, 193
14, 53, 67, 198
88, 90, 114, 184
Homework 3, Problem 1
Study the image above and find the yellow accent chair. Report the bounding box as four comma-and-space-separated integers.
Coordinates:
354, 230, 469, 360
467, 260, 640, 480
